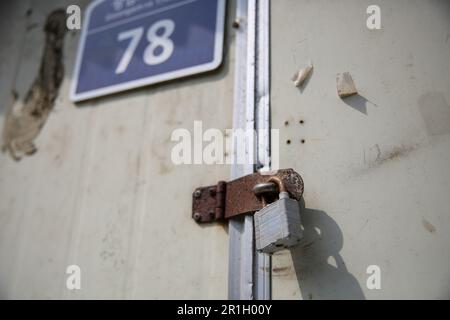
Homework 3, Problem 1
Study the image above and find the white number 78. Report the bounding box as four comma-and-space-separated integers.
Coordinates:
115, 19, 175, 74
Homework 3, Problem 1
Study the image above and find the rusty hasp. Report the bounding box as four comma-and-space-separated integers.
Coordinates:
192, 169, 304, 223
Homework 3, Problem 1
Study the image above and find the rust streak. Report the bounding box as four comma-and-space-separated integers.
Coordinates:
2, 10, 67, 161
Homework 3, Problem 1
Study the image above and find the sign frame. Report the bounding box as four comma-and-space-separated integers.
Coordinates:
70, 0, 226, 102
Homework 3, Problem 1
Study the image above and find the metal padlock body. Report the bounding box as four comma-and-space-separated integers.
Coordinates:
254, 192, 303, 254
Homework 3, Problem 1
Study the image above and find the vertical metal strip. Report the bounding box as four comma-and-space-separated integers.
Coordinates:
256, 0, 271, 172
254, 0, 272, 300
228, 0, 271, 300
245, 0, 257, 170
228, 0, 255, 300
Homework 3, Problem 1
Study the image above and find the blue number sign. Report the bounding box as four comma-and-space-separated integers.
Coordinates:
71, 0, 226, 101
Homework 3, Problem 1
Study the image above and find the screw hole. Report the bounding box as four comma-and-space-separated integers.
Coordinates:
284, 120, 289, 126
299, 120, 304, 124
286, 139, 291, 145
301, 139, 305, 144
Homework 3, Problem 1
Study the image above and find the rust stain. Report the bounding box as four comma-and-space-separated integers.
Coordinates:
422, 219, 436, 234
1, 10, 67, 161
377, 145, 414, 164
272, 265, 292, 277
273, 266, 290, 273
365, 144, 416, 170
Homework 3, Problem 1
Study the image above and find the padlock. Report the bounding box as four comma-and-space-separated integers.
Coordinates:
254, 177, 303, 254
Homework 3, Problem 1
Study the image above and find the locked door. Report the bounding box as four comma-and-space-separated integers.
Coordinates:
270, 0, 450, 299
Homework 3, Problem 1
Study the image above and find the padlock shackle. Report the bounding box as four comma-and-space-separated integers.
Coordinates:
267, 176, 287, 193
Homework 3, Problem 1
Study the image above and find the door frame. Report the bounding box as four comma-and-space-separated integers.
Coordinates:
228, 0, 272, 300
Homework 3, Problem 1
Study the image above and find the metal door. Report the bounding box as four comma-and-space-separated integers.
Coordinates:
0, 0, 235, 299
270, 0, 450, 299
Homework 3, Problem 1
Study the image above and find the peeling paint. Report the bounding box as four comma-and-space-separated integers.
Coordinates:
292, 62, 313, 88
1, 9, 67, 161
337, 72, 358, 98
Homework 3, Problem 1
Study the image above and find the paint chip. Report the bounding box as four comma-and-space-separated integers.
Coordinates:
337, 72, 358, 98
292, 62, 313, 88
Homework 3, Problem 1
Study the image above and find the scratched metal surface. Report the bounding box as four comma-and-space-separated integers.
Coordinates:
0, 0, 235, 299
271, 0, 450, 299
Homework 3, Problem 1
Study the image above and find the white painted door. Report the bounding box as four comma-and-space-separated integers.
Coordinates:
270, 0, 450, 299
0, 0, 235, 299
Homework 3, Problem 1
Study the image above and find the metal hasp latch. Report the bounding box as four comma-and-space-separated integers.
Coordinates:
192, 169, 304, 223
